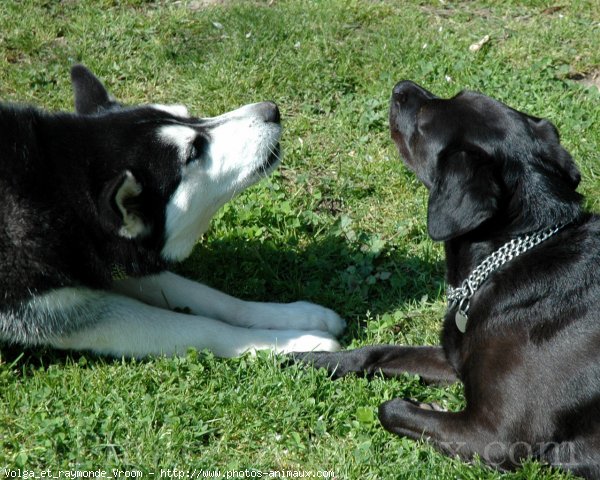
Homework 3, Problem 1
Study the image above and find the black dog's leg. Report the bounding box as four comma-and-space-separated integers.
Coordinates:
380, 400, 600, 476
378, 399, 515, 468
293, 345, 457, 384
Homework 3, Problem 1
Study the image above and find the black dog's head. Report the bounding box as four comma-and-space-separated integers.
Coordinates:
389, 81, 582, 241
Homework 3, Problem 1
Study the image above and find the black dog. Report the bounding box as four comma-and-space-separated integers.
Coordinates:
296, 81, 600, 478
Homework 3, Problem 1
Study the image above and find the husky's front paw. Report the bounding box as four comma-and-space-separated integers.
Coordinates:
243, 300, 346, 336
281, 301, 346, 336
277, 331, 341, 353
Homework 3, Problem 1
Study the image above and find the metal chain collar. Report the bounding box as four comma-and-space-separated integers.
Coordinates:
447, 223, 567, 332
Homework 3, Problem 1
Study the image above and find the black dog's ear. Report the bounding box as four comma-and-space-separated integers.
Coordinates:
71, 65, 120, 115
556, 148, 581, 189
99, 171, 149, 239
427, 151, 502, 241
528, 117, 581, 189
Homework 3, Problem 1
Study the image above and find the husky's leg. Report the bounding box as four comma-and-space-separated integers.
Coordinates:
23, 288, 340, 357
114, 272, 345, 336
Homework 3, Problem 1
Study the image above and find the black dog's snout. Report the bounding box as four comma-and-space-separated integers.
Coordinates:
392, 81, 437, 104
392, 80, 415, 103
256, 101, 281, 124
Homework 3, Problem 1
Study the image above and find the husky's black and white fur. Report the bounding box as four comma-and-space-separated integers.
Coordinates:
0, 65, 344, 358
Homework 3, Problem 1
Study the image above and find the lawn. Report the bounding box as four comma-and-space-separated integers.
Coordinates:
1, 0, 599, 478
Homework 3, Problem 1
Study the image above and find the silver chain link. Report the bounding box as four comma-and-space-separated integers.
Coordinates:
447, 224, 567, 316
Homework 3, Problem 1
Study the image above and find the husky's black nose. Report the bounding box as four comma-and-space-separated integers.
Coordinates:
256, 101, 281, 124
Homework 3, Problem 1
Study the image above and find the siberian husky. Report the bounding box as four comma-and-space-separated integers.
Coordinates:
0, 65, 344, 358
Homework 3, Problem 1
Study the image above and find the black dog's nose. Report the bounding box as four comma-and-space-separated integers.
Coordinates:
256, 101, 281, 124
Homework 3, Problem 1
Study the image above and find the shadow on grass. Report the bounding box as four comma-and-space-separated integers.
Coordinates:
0, 343, 101, 374
177, 233, 444, 318
0, 232, 444, 372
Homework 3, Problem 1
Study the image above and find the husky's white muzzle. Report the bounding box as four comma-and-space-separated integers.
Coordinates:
160, 102, 282, 261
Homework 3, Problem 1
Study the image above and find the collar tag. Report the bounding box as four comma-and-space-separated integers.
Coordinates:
455, 310, 468, 333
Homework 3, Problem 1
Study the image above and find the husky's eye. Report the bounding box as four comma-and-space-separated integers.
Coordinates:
186, 136, 208, 165
186, 145, 198, 164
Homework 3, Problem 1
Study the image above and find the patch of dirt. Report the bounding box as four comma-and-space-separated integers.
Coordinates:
569, 69, 600, 92
188, 0, 230, 10
186, 0, 276, 10
579, 70, 600, 91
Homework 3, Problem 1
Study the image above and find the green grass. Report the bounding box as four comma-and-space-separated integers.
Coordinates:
1, 0, 599, 478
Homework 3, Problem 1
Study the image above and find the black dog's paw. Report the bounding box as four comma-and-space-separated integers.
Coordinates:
378, 397, 449, 439
379, 398, 446, 424
378, 398, 436, 439
404, 398, 447, 412
285, 351, 350, 379
378, 398, 406, 425
378, 398, 415, 435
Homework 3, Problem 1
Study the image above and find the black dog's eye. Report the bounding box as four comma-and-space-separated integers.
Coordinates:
186, 135, 208, 165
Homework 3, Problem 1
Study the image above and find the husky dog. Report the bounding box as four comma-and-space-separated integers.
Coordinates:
0, 65, 344, 358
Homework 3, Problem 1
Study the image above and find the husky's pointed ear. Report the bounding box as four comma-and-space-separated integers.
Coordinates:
100, 171, 149, 239
427, 151, 502, 241
71, 65, 120, 115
